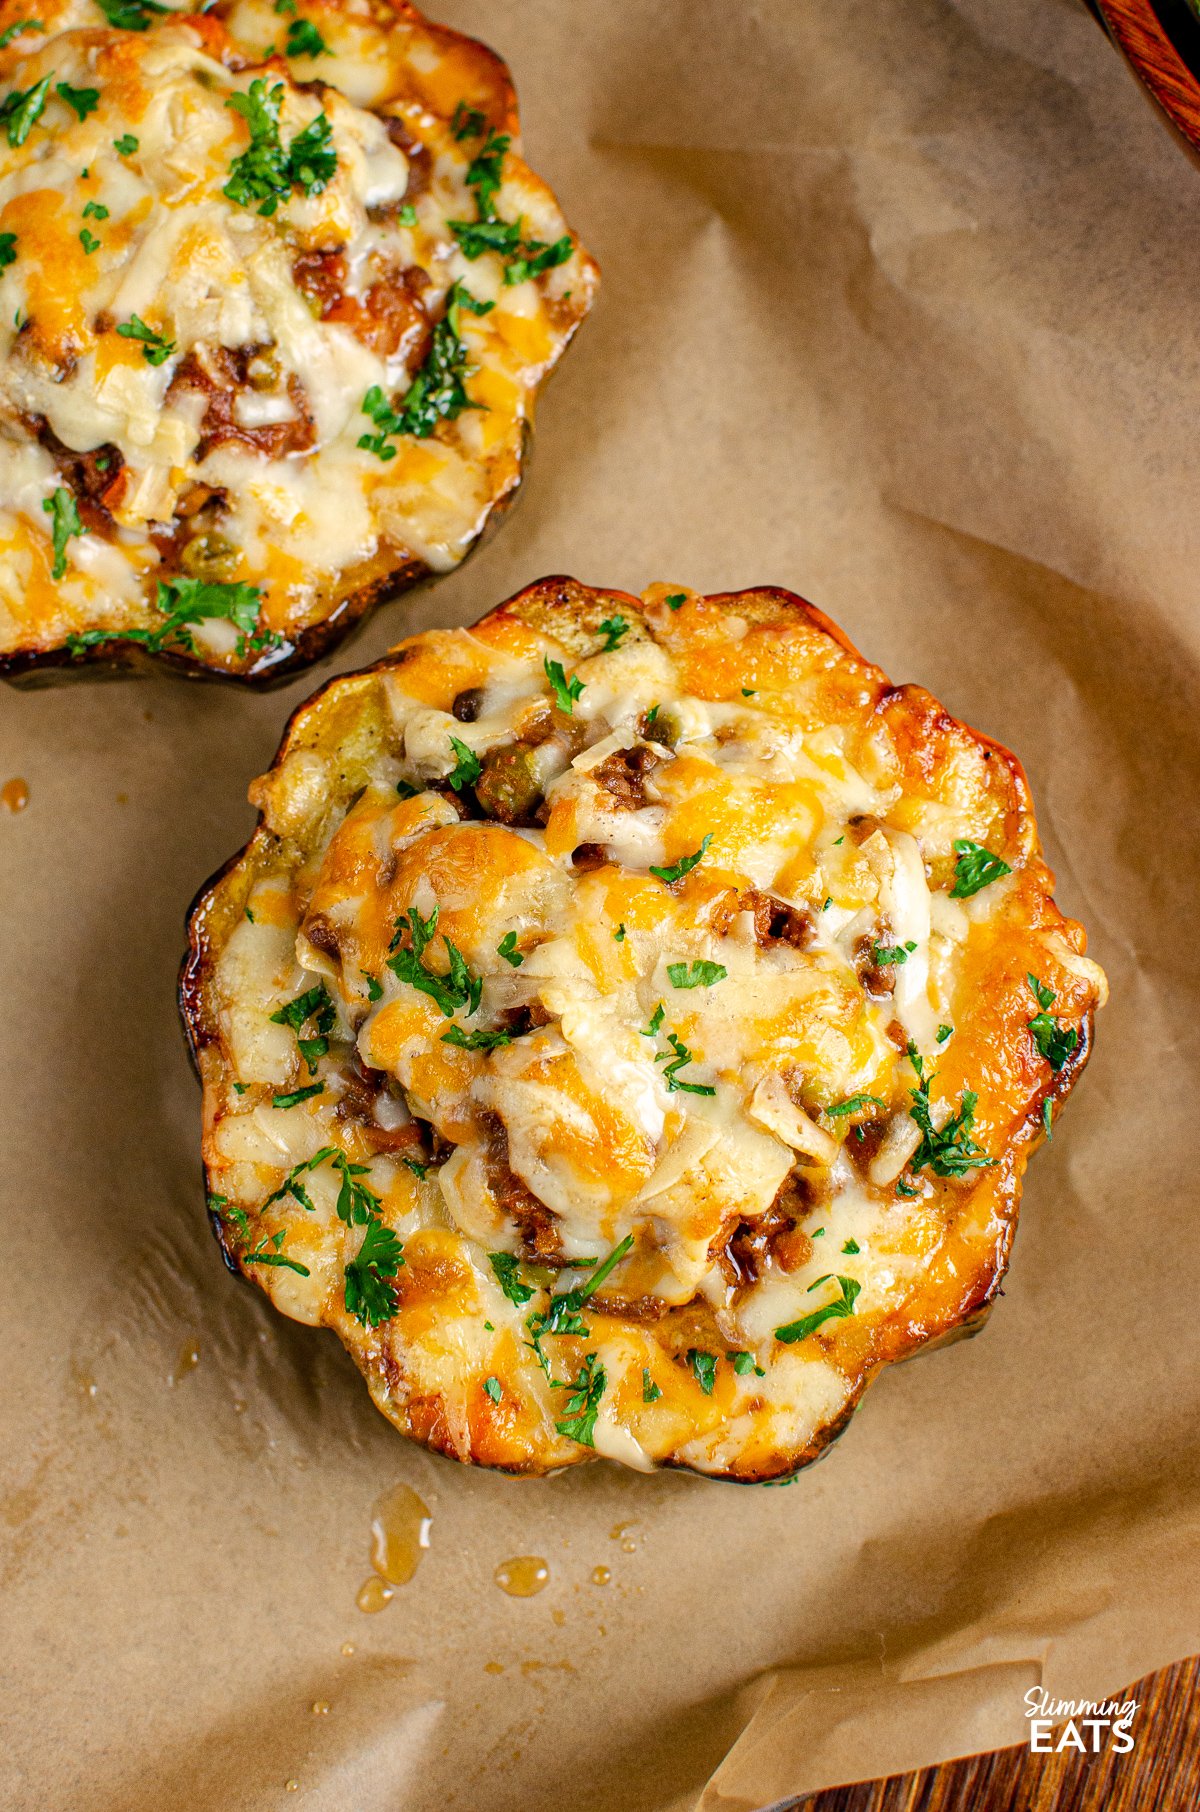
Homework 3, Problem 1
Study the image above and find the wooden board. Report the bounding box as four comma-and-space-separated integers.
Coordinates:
782, 1655, 1199, 1810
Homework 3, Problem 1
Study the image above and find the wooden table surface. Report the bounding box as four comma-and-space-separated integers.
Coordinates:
785, 1655, 1199, 1811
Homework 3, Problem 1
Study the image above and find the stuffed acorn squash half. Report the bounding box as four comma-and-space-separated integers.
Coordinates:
180, 578, 1106, 1479
0, 0, 596, 681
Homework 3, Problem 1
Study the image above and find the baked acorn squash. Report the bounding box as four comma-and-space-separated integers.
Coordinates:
180, 578, 1106, 1479
0, 0, 596, 681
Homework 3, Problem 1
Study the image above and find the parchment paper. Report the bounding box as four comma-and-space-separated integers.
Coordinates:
3, 2, 1198, 1807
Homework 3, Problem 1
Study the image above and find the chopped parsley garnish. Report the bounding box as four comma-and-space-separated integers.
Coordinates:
113, 132, 138, 155
614, 924, 626, 942
82, 199, 108, 220
687, 1349, 717, 1395
642, 1368, 662, 1403
243, 1227, 310, 1276
950, 839, 1011, 899
841, 1238, 860, 1255
56, 80, 98, 121
937, 1024, 953, 1044
446, 734, 481, 792
774, 1273, 861, 1344
357, 281, 488, 454
871, 939, 917, 966
483, 1375, 502, 1404
895, 1178, 920, 1198
463, 124, 508, 215
344, 1217, 404, 1327
905, 1042, 993, 1179
1, 72, 51, 147
272, 1082, 324, 1109
364, 972, 383, 1001
656, 1031, 715, 1096
824, 1092, 886, 1118
597, 615, 628, 651
641, 1002, 664, 1037
741, 687, 756, 697
403, 1155, 429, 1179
262, 1147, 381, 1225
496, 930, 523, 967
553, 1352, 605, 1446
387, 904, 482, 1018
0, 232, 15, 269
263, 1145, 335, 1215
398, 201, 417, 226
730, 1350, 765, 1377
274, 0, 297, 11
93, 0, 167, 27
269, 980, 336, 1071
489, 1251, 534, 1306
0, 19, 44, 49
666, 959, 726, 990
116, 313, 175, 366
451, 102, 486, 142
224, 79, 335, 216
41, 487, 81, 580
68, 576, 273, 660
284, 16, 327, 56
664, 592, 686, 611
441, 1024, 511, 1052
525, 1235, 634, 1371
1026, 974, 1078, 1071
650, 834, 712, 886
544, 656, 583, 714
79, 227, 100, 255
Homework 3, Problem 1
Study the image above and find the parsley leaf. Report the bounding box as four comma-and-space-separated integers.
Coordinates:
82, 199, 108, 220
113, 132, 138, 154
553, 1351, 606, 1446
774, 1273, 861, 1344
387, 910, 482, 1019
841, 1238, 860, 1254
357, 281, 486, 454
224, 79, 336, 216
937, 1024, 953, 1044
41, 487, 81, 580
664, 592, 686, 611
656, 1031, 715, 1096
0, 232, 15, 269
464, 124, 508, 215
650, 834, 712, 886
446, 735, 481, 792
451, 101, 485, 141
824, 1092, 887, 1118
1026, 973, 1078, 1071
483, 1375, 502, 1403
688, 1349, 716, 1395
284, 16, 327, 56
272, 1082, 324, 1109
489, 1251, 534, 1305
667, 959, 726, 989
544, 656, 583, 714
496, 930, 524, 967
56, 80, 99, 121
641, 1002, 664, 1037
642, 1367, 662, 1403
0, 19, 44, 49
614, 924, 627, 942
950, 839, 1012, 899
0, 72, 51, 147
905, 1042, 993, 1179
115, 313, 175, 366
730, 1350, 765, 1377
597, 615, 628, 651
871, 939, 917, 966
344, 1217, 404, 1327
79, 227, 100, 255
93, 0, 167, 27
364, 972, 383, 1001
270, 980, 337, 1072
441, 1024, 511, 1052
525, 1234, 634, 1371
243, 1226, 310, 1276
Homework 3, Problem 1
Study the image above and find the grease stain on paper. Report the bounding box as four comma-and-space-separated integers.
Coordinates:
2, 777, 29, 813
370, 1482, 431, 1586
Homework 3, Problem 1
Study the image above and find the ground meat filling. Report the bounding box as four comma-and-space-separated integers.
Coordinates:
32, 420, 124, 534
483, 1114, 563, 1262
592, 742, 660, 809
167, 346, 316, 460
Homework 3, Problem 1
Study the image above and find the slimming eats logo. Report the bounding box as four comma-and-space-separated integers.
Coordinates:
1024, 1687, 1139, 1754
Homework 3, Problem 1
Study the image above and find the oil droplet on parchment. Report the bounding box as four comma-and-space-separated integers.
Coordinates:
369, 1483, 431, 1586
311, 1702, 329, 1717
170, 1340, 200, 1385
591, 1566, 611, 1587
2, 777, 29, 813
340, 1643, 355, 1657
484, 1661, 505, 1675
494, 1556, 549, 1597
609, 1520, 638, 1553
356, 1577, 394, 1615
285, 1781, 299, 1793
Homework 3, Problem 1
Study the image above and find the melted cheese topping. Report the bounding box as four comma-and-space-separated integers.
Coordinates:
186, 580, 1107, 1478
0, 0, 596, 675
